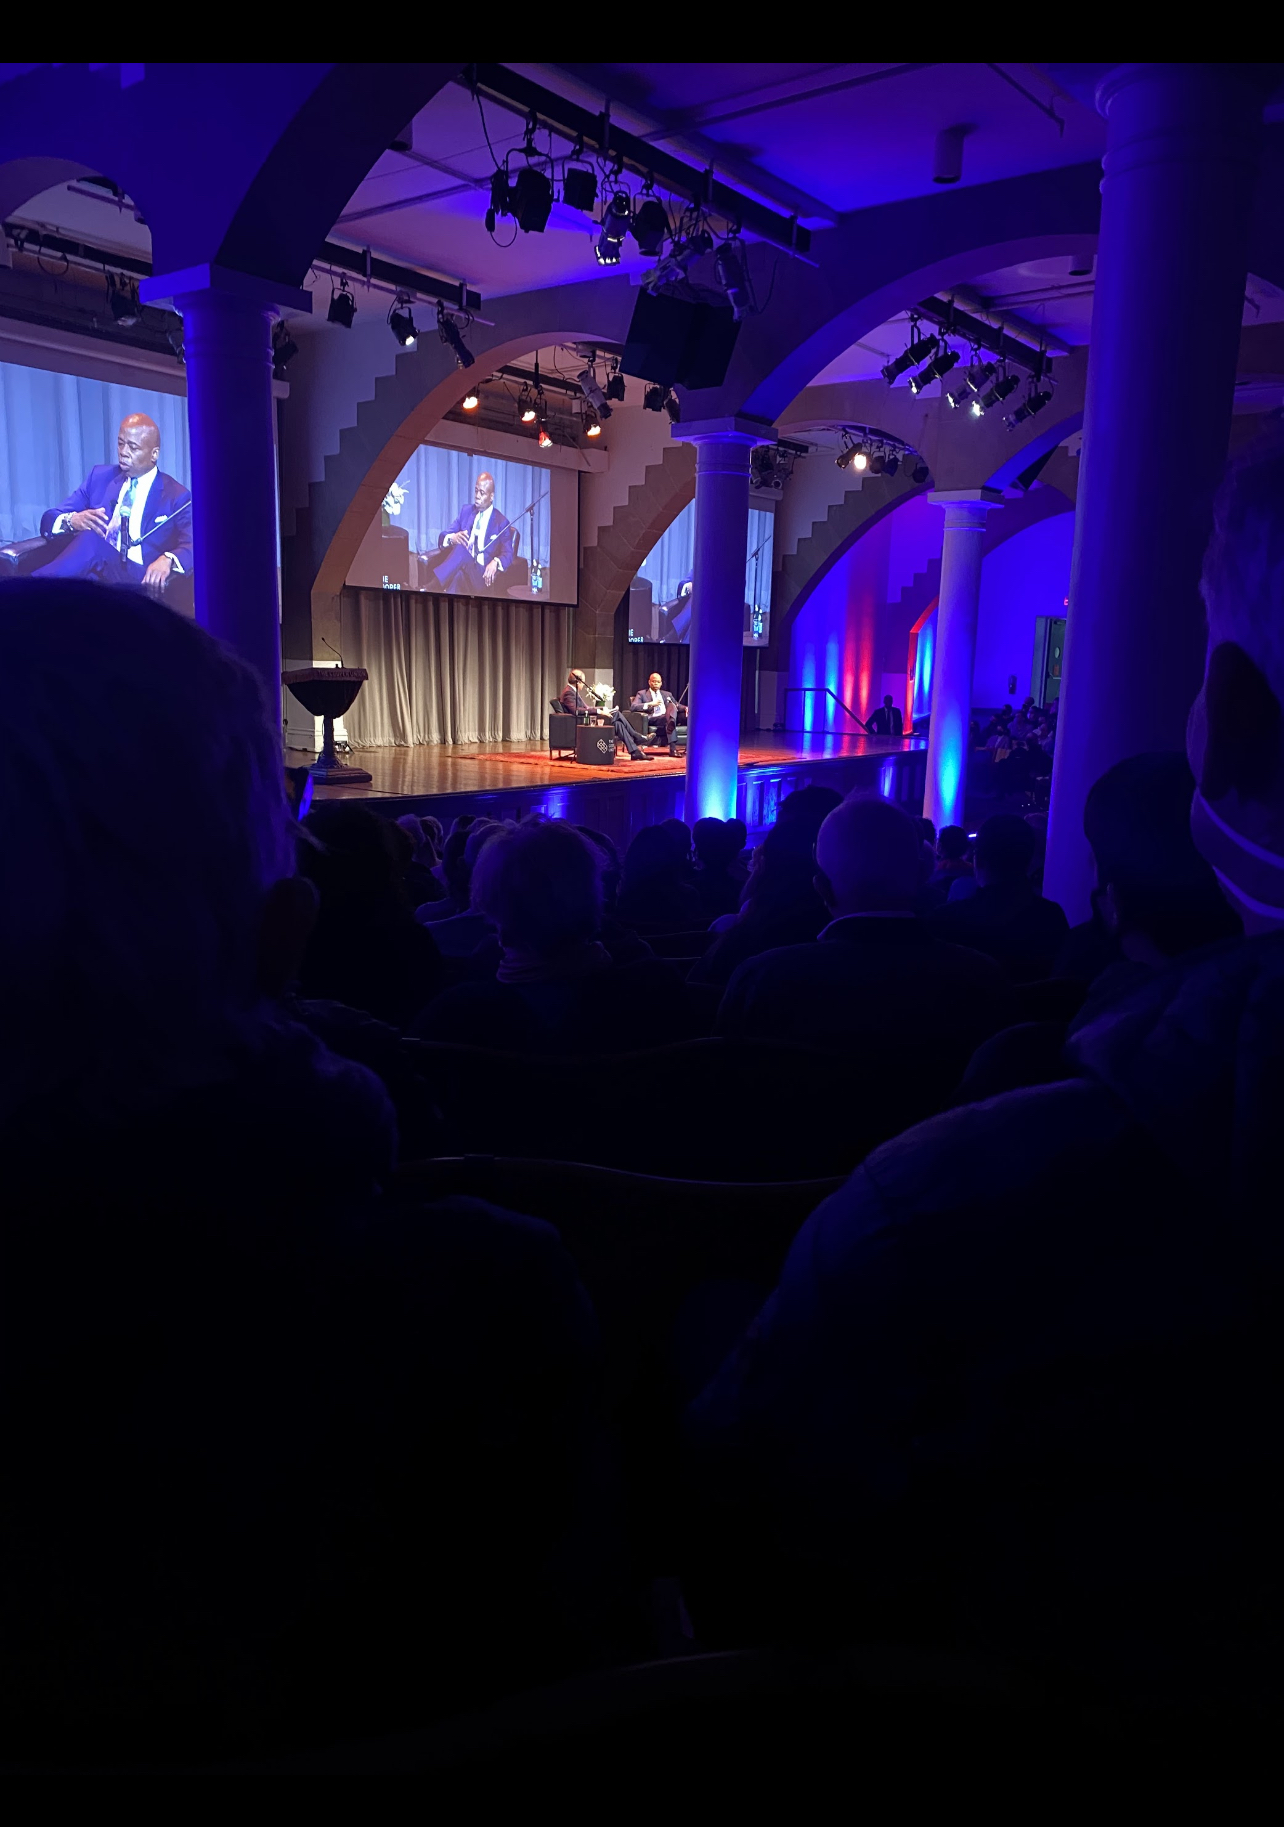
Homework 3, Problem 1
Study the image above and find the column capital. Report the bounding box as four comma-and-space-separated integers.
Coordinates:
139, 263, 312, 316
928, 488, 1004, 507
670, 414, 773, 448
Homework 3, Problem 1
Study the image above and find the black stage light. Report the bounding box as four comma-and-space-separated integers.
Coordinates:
909, 458, 930, 484
977, 371, 1020, 412
536, 409, 553, 450
868, 452, 887, 475
166, 325, 185, 363
947, 361, 996, 409
884, 452, 900, 476
328, 277, 356, 328
671, 227, 713, 269
1005, 386, 1053, 428
908, 345, 960, 394
632, 195, 669, 258
511, 165, 553, 233
835, 436, 856, 470
519, 387, 537, 424
643, 383, 665, 412
108, 274, 141, 326
563, 164, 597, 212
714, 242, 752, 321
272, 321, 299, 380
596, 192, 632, 266
582, 403, 602, 438
437, 303, 475, 369
389, 294, 418, 349
663, 387, 681, 423
461, 388, 480, 411
604, 369, 626, 403
881, 333, 938, 384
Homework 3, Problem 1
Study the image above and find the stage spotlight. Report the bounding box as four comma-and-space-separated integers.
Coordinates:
835, 436, 856, 470
577, 366, 613, 419
663, 388, 681, 424
511, 165, 553, 233
271, 321, 299, 380
389, 294, 418, 349
461, 390, 480, 411
946, 361, 997, 409
852, 444, 869, 472
563, 164, 597, 213
671, 227, 713, 270
596, 192, 632, 266
632, 195, 669, 258
908, 345, 960, 395
884, 452, 900, 477
909, 458, 930, 484
582, 403, 602, 438
643, 384, 665, 412
437, 302, 475, 369
1004, 386, 1054, 428
714, 242, 752, 321
604, 369, 626, 403
519, 388, 538, 423
977, 371, 1020, 413
108, 273, 141, 326
536, 410, 554, 450
327, 277, 356, 328
867, 452, 887, 476
881, 333, 938, 385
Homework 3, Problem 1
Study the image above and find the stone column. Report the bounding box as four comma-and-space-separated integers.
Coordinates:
673, 419, 762, 822
140, 264, 311, 732
1044, 64, 1265, 920
923, 489, 1003, 834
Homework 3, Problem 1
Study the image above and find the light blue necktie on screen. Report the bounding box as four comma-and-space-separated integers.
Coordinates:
117, 477, 137, 553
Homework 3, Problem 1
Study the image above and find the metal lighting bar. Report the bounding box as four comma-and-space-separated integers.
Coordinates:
915, 295, 1053, 373
460, 63, 811, 257
319, 241, 482, 314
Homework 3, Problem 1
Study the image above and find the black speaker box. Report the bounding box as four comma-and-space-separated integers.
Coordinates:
576, 724, 617, 766
622, 289, 741, 391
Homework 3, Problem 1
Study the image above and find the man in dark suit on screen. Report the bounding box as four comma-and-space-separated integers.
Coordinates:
434, 471, 517, 593
35, 413, 192, 592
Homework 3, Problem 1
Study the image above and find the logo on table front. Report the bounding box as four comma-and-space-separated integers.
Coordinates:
596, 737, 612, 757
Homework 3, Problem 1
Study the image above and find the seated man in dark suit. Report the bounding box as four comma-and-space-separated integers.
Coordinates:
861, 694, 904, 738
927, 813, 1069, 981
560, 669, 650, 761
630, 671, 678, 748
717, 795, 1014, 1108
432, 470, 516, 593
35, 413, 192, 593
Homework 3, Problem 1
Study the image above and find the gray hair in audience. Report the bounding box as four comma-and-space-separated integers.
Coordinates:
1, 578, 296, 1117
815, 795, 923, 911
471, 818, 603, 952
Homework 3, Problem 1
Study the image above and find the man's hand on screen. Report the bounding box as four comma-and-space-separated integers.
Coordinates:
445, 531, 468, 547
68, 508, 110, 535
143, 552, 174, 591
484, 559, 500, 586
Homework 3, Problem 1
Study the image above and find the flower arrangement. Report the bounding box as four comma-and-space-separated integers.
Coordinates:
382, 483, 407, 517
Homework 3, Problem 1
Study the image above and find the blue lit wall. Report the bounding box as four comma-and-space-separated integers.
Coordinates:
912, 608, 937, 723
975, 510, 1074, 705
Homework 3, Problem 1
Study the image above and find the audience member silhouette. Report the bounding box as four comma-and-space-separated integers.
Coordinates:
686, 439, 1284, 1700
689, 817, 831, 990
414, 818, 685, 1050
617, 821, 703, 927
927, 813, 1069, 980
296, 801, 444, 1026
0, 579, 609, 1760
692, 816, 750, 920
716, 797, 1013, 1099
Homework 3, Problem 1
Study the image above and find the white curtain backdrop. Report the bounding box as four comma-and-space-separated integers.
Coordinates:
635, 498, 775, 615
388, 445, 551, 576
339, 588, 570, 747
0, 358, 189, 543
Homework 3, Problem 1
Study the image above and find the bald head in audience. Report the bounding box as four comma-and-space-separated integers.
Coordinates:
814, 796, 924, 918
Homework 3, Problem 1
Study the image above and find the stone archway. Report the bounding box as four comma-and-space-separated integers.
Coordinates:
574, 441, 696, 673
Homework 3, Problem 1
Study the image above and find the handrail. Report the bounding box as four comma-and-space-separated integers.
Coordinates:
783, 686, 866, 734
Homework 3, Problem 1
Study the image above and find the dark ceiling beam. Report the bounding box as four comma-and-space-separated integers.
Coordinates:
914, 295, 1052, 372
458, 63, 811, 257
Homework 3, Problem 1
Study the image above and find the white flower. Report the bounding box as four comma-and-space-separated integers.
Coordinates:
383, 483, 407, 516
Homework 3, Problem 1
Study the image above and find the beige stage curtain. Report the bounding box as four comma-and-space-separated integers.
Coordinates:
338, 587, 571, 747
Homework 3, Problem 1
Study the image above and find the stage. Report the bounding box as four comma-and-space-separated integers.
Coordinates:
296, 732, 928, 849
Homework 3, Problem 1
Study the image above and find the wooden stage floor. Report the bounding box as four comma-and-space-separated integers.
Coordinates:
296, 732, 927, 849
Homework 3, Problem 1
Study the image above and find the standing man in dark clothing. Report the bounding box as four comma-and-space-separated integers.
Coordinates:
861, 695, 904, 738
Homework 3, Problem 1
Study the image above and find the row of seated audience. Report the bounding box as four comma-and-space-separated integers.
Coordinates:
4, 436, 1284, 1766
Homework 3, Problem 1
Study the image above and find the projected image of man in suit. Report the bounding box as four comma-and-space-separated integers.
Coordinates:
36, 413, 192, 592
436, 471, 516, 593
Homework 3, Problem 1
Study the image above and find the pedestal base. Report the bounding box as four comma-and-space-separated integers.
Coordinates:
309, 760, 373, 785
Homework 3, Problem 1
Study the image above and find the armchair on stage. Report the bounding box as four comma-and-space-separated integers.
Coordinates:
0, 530, 196, 614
